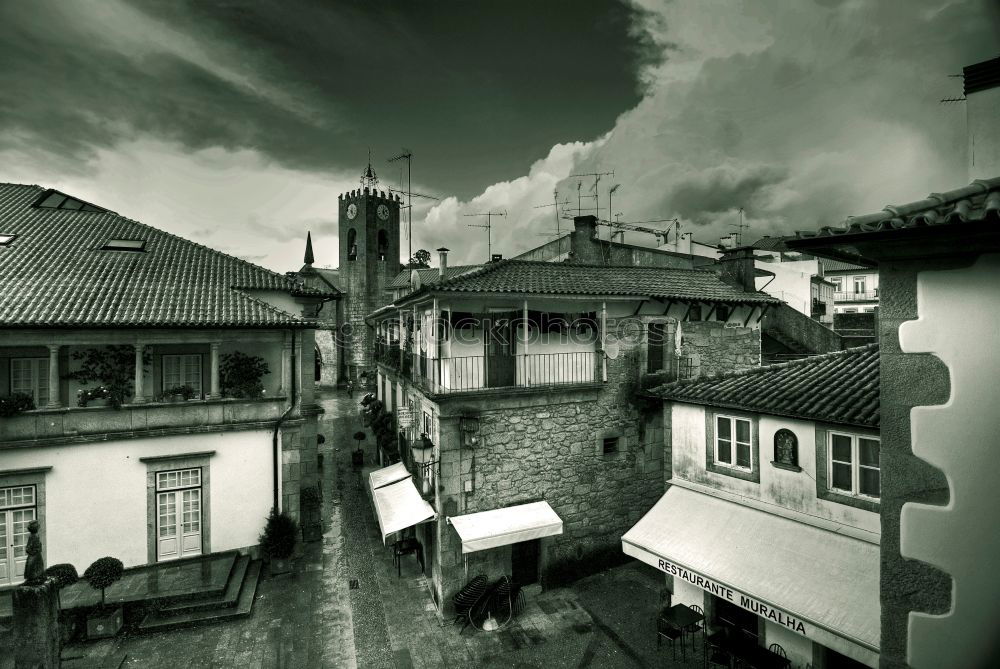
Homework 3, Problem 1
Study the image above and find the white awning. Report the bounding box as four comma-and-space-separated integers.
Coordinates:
449, 501, 563, 553
369, 462, 411, 491
622, 486, 879, 654
372, 478, 437, 543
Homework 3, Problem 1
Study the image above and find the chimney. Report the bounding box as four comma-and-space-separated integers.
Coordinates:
570, 215, 602, 263
436, 247, 449, 277
964, 56, 1000, 181
490, 253, 503, 263
718, 247, 757, 293
679, 232, 693, 255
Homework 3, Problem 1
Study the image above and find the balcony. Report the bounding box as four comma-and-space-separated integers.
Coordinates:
834, 290, 879, 302
0, 396, 288, 445
379, 348, 601, 395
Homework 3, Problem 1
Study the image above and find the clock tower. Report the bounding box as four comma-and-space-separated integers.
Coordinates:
338, 161, 402, 380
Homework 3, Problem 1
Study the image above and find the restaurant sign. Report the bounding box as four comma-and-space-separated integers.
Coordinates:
654, 556, 808, 635
396, 409, 414, 428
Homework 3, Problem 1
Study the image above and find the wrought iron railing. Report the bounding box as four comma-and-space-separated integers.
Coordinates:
834, 290, 878, 302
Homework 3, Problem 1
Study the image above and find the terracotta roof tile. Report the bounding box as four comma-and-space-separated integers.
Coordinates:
400, 259, 779, 304
0, 183, 327, 327
387, 264, 483, 289
651, 344, 879, 428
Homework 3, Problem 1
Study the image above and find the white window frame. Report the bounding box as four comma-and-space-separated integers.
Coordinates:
829, 276, 843, 291
155, 468, 202, 561
714, 414, 753, 472
828, 432, 880, 499
162, 354, 202, 395
10, 357, 49, 407
853, 276, 866, 294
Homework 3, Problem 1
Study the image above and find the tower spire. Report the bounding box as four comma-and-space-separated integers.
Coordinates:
303, 231, 315, 265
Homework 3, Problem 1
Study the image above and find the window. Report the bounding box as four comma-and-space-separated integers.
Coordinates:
602, 436, 620, 454
162, 354, 202, 395
377, 229, 388, 261
843, 308, 858, 313
715, 305, 730, 323
10, 358, 49, 407
647, 322, 667, 372
155, 468, 202, 561
33, 189, 107, 213
0, 234, 15, 246
1, 485, 37, 586
829, 433, 880, 498
101, 239, 146, 252
830, 276, 843, 291
688, 304, 703, 321
715, 415, 752, 470
853, 276, 866, 294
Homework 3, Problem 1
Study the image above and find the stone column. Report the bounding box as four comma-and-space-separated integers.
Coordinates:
209, 342, 221, 399
132, 343, 146, 404
280, 336, 293, 396
12, 580, 60, 669
46, 345, 60, 408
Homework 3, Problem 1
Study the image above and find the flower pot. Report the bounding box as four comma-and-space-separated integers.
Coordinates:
170, 394, 185, 403
88, 398, 110, 408
86, 606, 123, 639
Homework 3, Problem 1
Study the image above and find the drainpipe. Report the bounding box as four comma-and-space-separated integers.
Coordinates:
273, 329, 298, 511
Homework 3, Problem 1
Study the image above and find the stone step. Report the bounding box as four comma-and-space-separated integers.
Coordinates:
137, 560, 261, 633
156, 554, 250, 615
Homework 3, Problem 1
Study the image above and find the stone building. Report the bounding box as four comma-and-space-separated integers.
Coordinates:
367, 258, 777, 612
627, 345, 881, 668
0, 184, 329, 582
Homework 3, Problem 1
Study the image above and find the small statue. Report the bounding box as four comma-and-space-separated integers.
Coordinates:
23, 520, 45, 585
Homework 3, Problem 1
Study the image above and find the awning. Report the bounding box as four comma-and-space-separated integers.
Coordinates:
449, 501, 563, 553
622, 486, 879, 654
372, 478, 436, 543
369, 462, 410, 490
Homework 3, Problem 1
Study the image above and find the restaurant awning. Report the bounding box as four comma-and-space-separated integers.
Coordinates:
369, 461, 411, 490
622, 485, 879, 653
368, 463, 436, 543
449, 501, 563, 553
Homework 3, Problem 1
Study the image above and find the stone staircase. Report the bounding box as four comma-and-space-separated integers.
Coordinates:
137, 555, 262, 633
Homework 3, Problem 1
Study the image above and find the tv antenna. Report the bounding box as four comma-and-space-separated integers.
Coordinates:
570, 170, 615, 217
387, 149, 413, 261
728, 207, 749, 246
533, 189, 571, 238
464, 211, 506, 260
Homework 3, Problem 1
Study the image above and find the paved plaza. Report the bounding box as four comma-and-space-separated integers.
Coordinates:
4, 389, 708, 668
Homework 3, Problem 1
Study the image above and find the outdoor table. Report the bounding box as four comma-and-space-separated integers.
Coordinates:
659, 603, 704, 631
705, 628, 791, 669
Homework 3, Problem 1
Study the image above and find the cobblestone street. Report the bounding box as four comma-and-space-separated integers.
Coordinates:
5, 389, 707, 668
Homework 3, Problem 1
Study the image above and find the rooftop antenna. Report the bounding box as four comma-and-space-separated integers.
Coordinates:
464, 210, 506, 261
532, 189, 571, 238
570, 170, 615, 217
608, 184, 621, 231
388, 149, 413, 261
728, 207, 748, 246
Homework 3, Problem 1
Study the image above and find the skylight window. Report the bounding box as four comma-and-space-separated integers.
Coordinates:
34, 189, 107, 213
0, 234, 15, 246
101, 239, 146, 252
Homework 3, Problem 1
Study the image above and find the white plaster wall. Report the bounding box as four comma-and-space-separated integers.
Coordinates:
755, 262, 814, 316
671, 577, 705, 609
967, 86, 1000, 181
764, 620, 814, 669
1, 430, 273, 569
670, 404, 879, 534
899, 253, 1000, 668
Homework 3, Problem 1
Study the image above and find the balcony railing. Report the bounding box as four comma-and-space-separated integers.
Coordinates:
834, 290, 879, 302
380, 350, 600, 394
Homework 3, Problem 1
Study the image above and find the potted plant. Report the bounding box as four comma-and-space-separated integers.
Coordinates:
164, 384, 197, 403
64, 345, 150, 409
82, 557, 124, 639
220, 351, 270, 398
352, 431, 366, 469
259, 508, 297, 576
0, 392, 35, 417
76, 385, 113, 408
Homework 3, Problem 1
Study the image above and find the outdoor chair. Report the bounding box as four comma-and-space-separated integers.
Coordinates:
684, 603, 705, 651
470, 576, 515, 632
768, 643, 789, 668
452, 574, 487, 633
656, 617, 685, 661
706, 645, 732, 669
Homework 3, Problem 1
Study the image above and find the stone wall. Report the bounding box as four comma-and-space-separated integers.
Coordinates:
678, 320, 761, 379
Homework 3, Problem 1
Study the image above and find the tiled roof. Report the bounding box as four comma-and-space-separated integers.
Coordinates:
750, 235, 795, 252
820, 259, 870, 273
400, 259, 779, 304
795, 177, 1000, 241
0, 183, 330, 328
387, 265, 482, 289
650, 344, 879, 428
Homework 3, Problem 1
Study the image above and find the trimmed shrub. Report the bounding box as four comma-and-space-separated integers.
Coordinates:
45, 563, 79, 589
259, 508, 298, 560
83, 557, 124, 609
0, 392, 35, 417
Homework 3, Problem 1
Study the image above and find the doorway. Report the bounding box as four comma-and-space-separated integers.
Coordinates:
0, 485, 36, 586
484, 311, 517, 388
155, 468, 203, 562
511, 539, 540, 587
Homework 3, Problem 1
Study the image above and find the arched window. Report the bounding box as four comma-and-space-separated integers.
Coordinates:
346, 228, 357, 261
377, 229, 388, 261
773, 428, 799, 469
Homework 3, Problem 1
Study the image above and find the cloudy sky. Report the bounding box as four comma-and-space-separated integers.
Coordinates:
1, 0, 997, 271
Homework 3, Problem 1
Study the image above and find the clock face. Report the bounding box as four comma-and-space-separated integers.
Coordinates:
377, 203, 389, 221
346, 203, 357, 220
